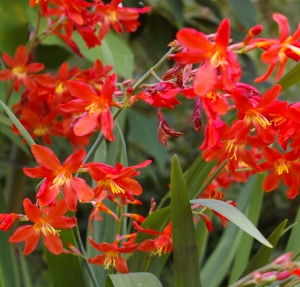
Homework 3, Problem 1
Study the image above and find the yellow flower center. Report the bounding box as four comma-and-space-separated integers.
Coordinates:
38, 220, 60, 236
100, 179, 125, 194
53, 170, 71, 187
275, 158, 289, 175
12, 66, 27, 78
206, 91, 220, 102
104, 252, 117, 269
33, 126, 49, 136
55, 82, 66, 94
245, 110, 271, 128
210, 49, 228, 68
107, 10, 118, 23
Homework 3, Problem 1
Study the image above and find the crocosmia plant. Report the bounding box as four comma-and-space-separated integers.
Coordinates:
2, 1, 300, 287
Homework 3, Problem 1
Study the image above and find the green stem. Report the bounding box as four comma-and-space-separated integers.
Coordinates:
74, 228, 101, 287
132, 45, 178, 93
26, 11, 42, 55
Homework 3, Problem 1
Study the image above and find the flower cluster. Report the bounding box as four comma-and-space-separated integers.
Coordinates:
1, 0, 300, 277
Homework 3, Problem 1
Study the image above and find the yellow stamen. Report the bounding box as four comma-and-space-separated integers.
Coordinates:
12, 66, 26, 78
39, 221, 60, 236
275, 158, 289, 175
103, 252, 117, 269
55, 82, 66, 94
33, 126, 49, 136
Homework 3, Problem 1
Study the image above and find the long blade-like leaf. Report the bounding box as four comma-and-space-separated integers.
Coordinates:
171, 155, 201, 287
0, 100, 35, 147
106, 273, 163, 287
190, 199, 272, 248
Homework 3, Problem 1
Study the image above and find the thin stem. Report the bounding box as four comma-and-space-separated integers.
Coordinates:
132, 45, 178, 93
74, 229, 101, 287
26, 11, 42, 55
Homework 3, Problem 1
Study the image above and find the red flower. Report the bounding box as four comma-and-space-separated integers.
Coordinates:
134, 82, 181, 109
174, 19, 241, 95
0, 45, 44, 91
260, 147, 300, 198
88, 236, 137, 273
85, 160, 151, 203
133, 221, 173, 256
255, 13, 300, 82
61, 75, 119, 140
9, 198, 77, 255
229, 84, 282, 144
23, 144, 94, 211
95, 0, 151, 42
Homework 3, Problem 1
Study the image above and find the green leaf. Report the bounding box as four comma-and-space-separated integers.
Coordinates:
286, 204, 300, 253
190, 199, 272, 248
228, 0, 256, 28
0, 100, 35, 147
229, 173, 266, 284
106, 273, 163, 287
171, 155, 201, 287
44, 229, 87, 287
240, 220, 288, 278
166, 0, 183, 27
0, 185, 21, 287
275, 62, 300, 92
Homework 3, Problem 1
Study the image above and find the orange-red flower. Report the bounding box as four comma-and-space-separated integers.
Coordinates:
88, 236, 137, 273
85, 160, 151, 203
0, 45, 44, 92
133, 221, 173, 256
174, 19, 241, 95
23, 144, 94, 211
259, 147, 300, 198
61, 74, 119, 140
9, 198, 77, 255
229, 84, 283, 144
95, 0, 151, 42
255, 13, 300, 82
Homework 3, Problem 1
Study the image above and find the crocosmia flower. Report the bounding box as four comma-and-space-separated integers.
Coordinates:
23, 144, 94, 211
9, 198, 77, 255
